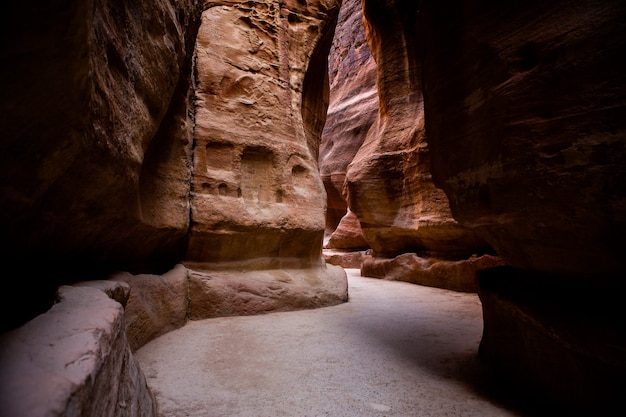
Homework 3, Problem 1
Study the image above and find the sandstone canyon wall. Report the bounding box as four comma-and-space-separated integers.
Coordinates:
323, 0, 626, 413
186, 0, 340, 270
1, 0, 204, 330
416, 1, 626, 415
321, 0, 502, 290
319, 0, 377, 248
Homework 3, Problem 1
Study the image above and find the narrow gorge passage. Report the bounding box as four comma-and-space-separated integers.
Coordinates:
136, 270, 534, 417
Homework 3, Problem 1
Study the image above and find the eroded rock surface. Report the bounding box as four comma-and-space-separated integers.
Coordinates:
346, 0, 489, 260
0, 282, 156, 417
188, 264, 348, 319
111, 265, 189, 352
319, 0, 378, 240
187, 0, 340, 269
419, 1, 626, 276
321, 0, 496, 288
362, 253, 505, 293
417, 2, 626, 415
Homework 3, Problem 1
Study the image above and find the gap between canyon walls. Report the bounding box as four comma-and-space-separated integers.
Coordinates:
321, 0, 502, 290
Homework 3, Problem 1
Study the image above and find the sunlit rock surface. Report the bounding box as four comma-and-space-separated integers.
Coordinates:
187, 0, 341, 270
319, 0, 378, 242
321, 0, 496, 287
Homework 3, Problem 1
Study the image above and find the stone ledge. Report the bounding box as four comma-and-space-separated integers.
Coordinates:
0, 284, 156, 417
361, 252, 505, 292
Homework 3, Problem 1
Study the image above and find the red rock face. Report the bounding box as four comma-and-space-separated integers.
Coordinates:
419, 1, 626, 276
341, 0, 489, 259
186, 0, 340, 269
319, 0, 378, 240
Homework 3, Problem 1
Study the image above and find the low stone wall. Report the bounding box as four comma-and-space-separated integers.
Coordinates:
0, 263, 348, 416
0, 281, 157, 417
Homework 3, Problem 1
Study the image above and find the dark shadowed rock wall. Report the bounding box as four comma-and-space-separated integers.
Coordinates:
1, 0, 203, 269
0, 0, 204, 332
418, 1, 626, 415
420, 0, 626, 276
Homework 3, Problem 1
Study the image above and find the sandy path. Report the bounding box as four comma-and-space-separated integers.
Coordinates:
135, 269, 529, 417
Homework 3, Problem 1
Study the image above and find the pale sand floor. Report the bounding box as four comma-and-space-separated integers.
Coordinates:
135, 269, 541, 417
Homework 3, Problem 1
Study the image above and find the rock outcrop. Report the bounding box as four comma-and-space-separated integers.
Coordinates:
420, 1, 626, 277
187, 0, 341, 270
1, 0, 203, 267
0, 0, 204, 331
111, 265, 189, 352
0, 1, 346, 416
113, 263, 348, 353
0, 281, 157, 417
319, 0, 377, 242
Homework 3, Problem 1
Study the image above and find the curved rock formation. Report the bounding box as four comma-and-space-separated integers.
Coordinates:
0, 1, 347, 415
321, 0, 498, 285
0, 0, 203, 271
319, 0, 378, 241
347, 0, 489, 260
186, 0, 340, 270
420, 1, 626, 276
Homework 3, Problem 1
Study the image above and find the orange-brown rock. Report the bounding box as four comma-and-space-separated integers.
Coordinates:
187, 265, 348, 318
343, 0, 490, 260
186, 0, 340, 269
0, 0, 203, 331
325, 209, 368, 250
0, 0, 203, 266
361, 253, 506, 293
323, 249, 367, 269
319, 0, 378, 240
111, 265, 189, 352
417, 2, 626, 415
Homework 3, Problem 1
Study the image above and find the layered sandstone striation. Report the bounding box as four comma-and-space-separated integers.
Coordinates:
419, 1, 626, 277
0, 1, 347, 416
187, 0, 341, 269
323, 0, 497, 286
319, 0, 377, 242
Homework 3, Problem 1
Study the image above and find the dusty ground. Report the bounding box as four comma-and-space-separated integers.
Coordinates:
135, 269, 542, 417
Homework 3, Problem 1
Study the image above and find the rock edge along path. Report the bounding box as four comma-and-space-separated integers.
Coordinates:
135, 269, 532, 417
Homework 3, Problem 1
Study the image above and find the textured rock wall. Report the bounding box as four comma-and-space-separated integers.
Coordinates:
420, 0, 626, 276
1, 0, 203, 268
187, 0, 340, 269
319, 0, 377, 241
320, 0, 497, 284
343, 0, 489, 260
0, 0, 204, 330
417, 1, 626, 414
